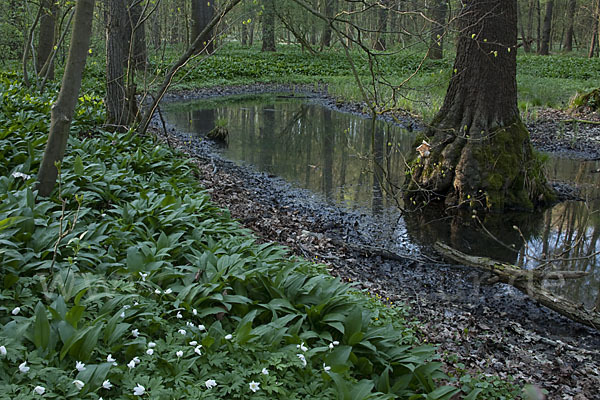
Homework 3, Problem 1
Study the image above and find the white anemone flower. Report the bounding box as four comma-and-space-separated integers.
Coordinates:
133, 384, 145, 396
19, 361, 30, 373
205, 379, 217, 389
261, 368, 269, 375
176, 350, 183, 358
146, 349, 154, 355
176, 311, 182, 319
11, 307, 20, 315
0, 346, 7, 356
75, 361, 86, 371
249, 381, 260, 392
132, 329, 139, 338
178, 329, 186, 335
224, 334, 233, 340
197, 324, 206, 331
296, 354, 307, 367
164, 288, 172, 294
194, 346, 202, 356
127, 360, 136, 369
148, 342, 156, 348
323, 363, 331, 372
73, 379, 85, 390
102, 379, 113, 389
296, 342, 308, 352
33, 386, 45, 395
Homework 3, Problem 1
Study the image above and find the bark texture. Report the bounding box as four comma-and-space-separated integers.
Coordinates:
404, 0, 552, 211
261, 0, 276, 52
105, 0, 132, 127
563, 0, 576, 52
428, 0, 447, 60
436, 242, 599, 330
129, 0, 147, 68
191, 0, 214, 53
373, 0, 389, 51
539, 0, 554, 55
37, 0, 95, 197
36, 0, 58, 79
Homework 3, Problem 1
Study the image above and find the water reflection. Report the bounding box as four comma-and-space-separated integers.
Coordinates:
164, 94, 600, 309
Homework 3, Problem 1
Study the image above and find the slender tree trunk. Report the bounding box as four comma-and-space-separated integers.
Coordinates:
261, 0, 276, 51
37, 0, 95, 197
405, 0, 552, 211
539, 0, 554, 55
536, 0, 541, 51
191, 0, 214, 53
129, 0, 147, 68
36, 0, 58, 79
22, 5, 44, 87
241, 21, 248, 46
525, 0, 535, 52
321, 0, 333, 48
590, 0, 600, 58
105, 0, 131, 127
428, 0, 447, 59
374, 0, 389, 51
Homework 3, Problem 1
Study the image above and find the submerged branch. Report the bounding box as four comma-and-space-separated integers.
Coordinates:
435, 242, 599, 331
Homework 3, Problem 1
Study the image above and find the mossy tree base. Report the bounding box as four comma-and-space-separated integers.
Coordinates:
405, 120, 555, 212
404, 0, 555, 212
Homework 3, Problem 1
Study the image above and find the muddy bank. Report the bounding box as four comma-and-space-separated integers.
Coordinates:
152, 85, 600, 399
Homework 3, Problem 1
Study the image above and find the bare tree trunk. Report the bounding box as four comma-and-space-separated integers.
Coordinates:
590, 0, 600, 58
261, 0, 276, 51
22, 4, 44, 87
539, 0, 554, 55
37, 0, 95, 197
129, 0, 147, 68
428, 0, 447, 59
373, 0, 389, 51
105, 0, 131, 128
405, 0, 552, 211
36, 0, 58, 79
525, 0, 535, 52
321, 0, 333, 48
562, 0, 576, 52
191, 0, 214, 53
536, 0, 541, 51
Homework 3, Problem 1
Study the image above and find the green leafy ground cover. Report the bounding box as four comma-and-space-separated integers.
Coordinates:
0, 72, 498, 399
123, 44, 600, 119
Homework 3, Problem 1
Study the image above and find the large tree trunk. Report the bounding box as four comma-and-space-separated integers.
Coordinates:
428, 0, 447, 60
563, 0, 576, 52
37, 0, 95, 197
36, 0, 58, 80
261, 0, 276, 51
191, 0, 214, 53
105, 0, 132, 128
404, 0, 553, 212
539, 0, 554, 55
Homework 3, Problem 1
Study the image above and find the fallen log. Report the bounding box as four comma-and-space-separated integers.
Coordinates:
434, 242, 600, 331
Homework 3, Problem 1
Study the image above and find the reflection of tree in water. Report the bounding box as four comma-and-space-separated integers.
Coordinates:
403, 206, 542, 266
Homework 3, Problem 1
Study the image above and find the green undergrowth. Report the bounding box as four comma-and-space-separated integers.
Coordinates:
0, 73, 509, 399
79, 44, 600, 122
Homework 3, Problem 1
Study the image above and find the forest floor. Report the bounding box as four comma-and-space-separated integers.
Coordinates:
154, 84, 600, 399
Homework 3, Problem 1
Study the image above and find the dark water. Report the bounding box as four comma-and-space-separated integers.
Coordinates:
164, 94, 600, 309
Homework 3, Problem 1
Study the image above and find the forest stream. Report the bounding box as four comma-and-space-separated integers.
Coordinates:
157, 85, 600, 399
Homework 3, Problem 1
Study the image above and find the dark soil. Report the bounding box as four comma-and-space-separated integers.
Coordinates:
151, 84, 600, 400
